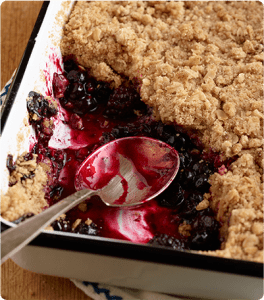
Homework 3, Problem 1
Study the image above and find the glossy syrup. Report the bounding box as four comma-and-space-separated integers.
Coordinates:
26, 56, 228, 250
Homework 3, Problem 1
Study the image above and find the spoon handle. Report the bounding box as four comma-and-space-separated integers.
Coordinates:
1, 189, 95, 264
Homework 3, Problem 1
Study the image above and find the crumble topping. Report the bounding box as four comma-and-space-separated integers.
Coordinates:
178, 221, 192, 237
78, 202, 88, 212
61, 1, 263, 159
60, 1, 263, 262
207, 154, 263, 261
72, 218, 82, 230
1, 153, 48, 221
196, 195, 209, 211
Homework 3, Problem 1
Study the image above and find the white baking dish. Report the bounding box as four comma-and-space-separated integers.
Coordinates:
1, 2, 263, 299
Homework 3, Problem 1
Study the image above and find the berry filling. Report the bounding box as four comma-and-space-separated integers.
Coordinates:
11, 56, 235, 251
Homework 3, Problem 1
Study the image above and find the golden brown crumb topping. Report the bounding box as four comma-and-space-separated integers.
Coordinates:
178, 221, 192, 237
1, 153, 48, 221
208, 154, 263, 262
61, 1, 263, 159
60, 1, 263, 262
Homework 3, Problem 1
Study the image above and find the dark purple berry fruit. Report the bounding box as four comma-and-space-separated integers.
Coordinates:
67, 70, 83, 82
63, 56, 78, 73
192, 162, 203, 173
27, 91, 57, 123
100, 132, 115, 145
84, 95, 98, 112
51, 218, 72, 232
190, 213, 220, 250
179, 194, 199, 219
179, 152, 192, 169
93, 81, 112, 104
174, 133, 191, 151
148, 234, 189, 250
49, 185, 64, 200
73, 220, 98, 236
194, 174, 209, 191
189, 192, 203, 204
182, 169, 195, 187
52, 73, 69, 99
157, 182, 185, 208
23, 153, 34, 161
156, 124, 177, 146
104, 82, 144, 119
84, 81, 95, 93
69, 82, 85, 99
6, 154, 16, 173
69, 113, 84, 130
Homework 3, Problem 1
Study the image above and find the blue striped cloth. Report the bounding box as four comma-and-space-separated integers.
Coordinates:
0, 71, 16, 107
71, 279, 181, 300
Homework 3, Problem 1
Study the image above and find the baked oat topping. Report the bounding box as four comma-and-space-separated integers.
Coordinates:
178, 221, 192, 237
1, 153, 48, 221
61, 1, 263, 159
60, 1, 263, 262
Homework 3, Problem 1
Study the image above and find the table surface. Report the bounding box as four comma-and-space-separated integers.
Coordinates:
1, 2, 93, 299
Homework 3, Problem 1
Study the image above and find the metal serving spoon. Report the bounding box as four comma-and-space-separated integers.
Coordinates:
1, 136, 180, 263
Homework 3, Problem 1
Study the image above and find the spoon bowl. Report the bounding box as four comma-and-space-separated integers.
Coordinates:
1, 137, 179, 263
75, 136, 180, 206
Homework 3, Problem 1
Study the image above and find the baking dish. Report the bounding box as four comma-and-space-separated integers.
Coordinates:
0, 2, 263, 299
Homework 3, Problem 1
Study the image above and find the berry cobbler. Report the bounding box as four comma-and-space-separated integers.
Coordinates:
1, 1, 263, 262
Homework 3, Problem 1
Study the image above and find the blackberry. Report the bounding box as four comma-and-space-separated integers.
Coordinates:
27, 91, 57, 123
52, 73, 69, 99
61, 75, 102, 114
66, 69, 86, 83
189, 213, 220, 250
84, 81, 95, 93
179, 193, 201, 220
84, 95, 98, 112
182, 168, 195, 187
73, 220, 99, 236
100, 132, 115, 145
191, 161, 213, 176
49, 185, 64, 201
141, 123, 154, 136
156, 124, 177, 146
68, 82, 86, 99
157, 182, 185, 208
179, 152, 192, 169
23, 153, 34, 161
51, 218, 72, 232
192, 162, 203, 173
63, 56, 79, 73
110, 124, 140, 139
189, 192, 204, 204
104, 82, 146, 119
194, 174, 210, 191
93, 81, 112, 104
173, 133, 191, 151
6, 154, 16, 174
148, 234, 190, 251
